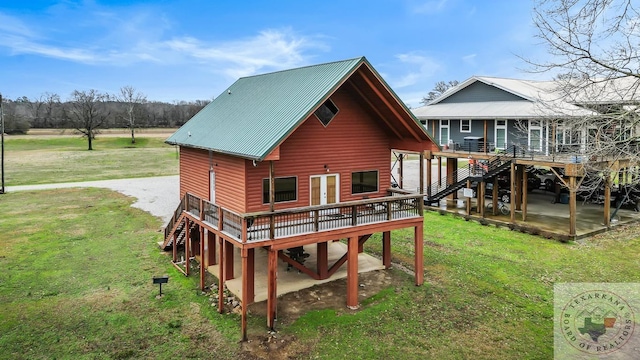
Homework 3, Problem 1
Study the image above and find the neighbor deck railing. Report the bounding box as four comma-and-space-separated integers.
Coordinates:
177, 190, 423, 244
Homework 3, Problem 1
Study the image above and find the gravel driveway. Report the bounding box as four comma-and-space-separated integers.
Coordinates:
5, 176, 179, 224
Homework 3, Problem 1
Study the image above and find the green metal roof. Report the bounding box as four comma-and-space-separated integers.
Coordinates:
166, 57, 366, 160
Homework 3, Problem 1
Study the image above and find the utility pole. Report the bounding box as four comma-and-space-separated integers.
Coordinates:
1, 93, 4, 194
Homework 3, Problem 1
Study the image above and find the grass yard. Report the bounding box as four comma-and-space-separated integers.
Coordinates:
277, 213, 640, 359
4, 136, 178, 186
0, 189, 247, 359
2, 188, 640, 359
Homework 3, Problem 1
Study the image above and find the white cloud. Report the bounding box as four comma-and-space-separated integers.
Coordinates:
390, 52, 441, 88
162, 29, 324, 78
462, 53, 477, 67
0, 12, 36, 37
0, 7, 326, 76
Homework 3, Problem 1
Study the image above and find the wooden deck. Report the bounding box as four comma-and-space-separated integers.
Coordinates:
162, 189, 425, 340
172, 190, 423, 246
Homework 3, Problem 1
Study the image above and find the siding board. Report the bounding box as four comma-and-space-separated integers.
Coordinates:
245, 87, 391, 213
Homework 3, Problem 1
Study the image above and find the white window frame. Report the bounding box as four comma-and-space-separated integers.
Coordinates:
460, 119, 471, 133
528, 119, 542, 152
439, 119, 450, 146
495, 119, 507, 150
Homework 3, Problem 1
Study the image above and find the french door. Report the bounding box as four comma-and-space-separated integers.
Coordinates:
310, 174, 339, 206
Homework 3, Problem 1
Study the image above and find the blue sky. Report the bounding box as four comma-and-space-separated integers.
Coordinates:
0, 0, 548, 107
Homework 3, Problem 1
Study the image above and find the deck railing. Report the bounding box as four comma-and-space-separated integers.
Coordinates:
176, 190, 423, 244
186, 193, 200, 218
202, 200, 219, 225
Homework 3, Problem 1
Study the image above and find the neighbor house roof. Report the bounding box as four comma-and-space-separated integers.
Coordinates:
412, 76, 599, 120
167, 57, 434, 160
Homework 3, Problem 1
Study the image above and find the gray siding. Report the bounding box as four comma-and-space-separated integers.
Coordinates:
440, 82, 526, 103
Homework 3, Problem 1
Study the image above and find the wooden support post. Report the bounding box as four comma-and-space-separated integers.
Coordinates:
446, 157, 457, 200
515, 165, 523, 211
479, 181, 485, 216
522, 168, 528, 221
199, 226, 206, 290
510, 162, 516, 223
317, 242, 328, 279
241, 248, 250, 342
569, 176, 577, 237
414, 223, 424, 286
466, 179, 471, 215
382, 231, 391, 269
483, 120, 488, 153
267, 248, 278, 330
209, 230, 217, 266
604, 176, 611, 227
269, 161, 275, 213
172, 223, 178, 263
247, 248, 255, 304
419, 152, 424, 195
437, 156, 442, 187
426, 156, 432, 198
224, 240, 234, 280
185, 218, 190, 276
398, 153, 404, 189
346, 236, 359, 309
492, 177, 498, 216
218, 236, 224, 313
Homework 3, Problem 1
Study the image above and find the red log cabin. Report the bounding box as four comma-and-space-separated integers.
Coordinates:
163, 57, 439, 340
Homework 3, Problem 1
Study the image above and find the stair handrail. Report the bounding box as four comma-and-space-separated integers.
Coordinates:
164, 194, 186, 242
427, 153, 514, 203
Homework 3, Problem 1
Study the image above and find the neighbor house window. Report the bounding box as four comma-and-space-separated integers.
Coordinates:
460, 119, 471, 133
314, 99, 339, 127
352, 171, 378, 194
263, 177, 297, 203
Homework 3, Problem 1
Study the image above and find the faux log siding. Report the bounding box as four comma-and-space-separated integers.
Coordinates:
179, 147, 210, 200
180, 147, 248, 213
245, 87, 391, 213
214, 153, 247, 213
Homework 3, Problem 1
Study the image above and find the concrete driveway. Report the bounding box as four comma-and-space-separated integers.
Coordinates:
5, 176, 180, 224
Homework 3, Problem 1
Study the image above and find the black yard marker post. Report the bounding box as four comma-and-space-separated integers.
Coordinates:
153, 276, 169, 297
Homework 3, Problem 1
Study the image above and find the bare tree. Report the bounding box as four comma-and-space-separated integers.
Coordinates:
117, 86, 147, 144
420, 80, 459, 105
41, 92, 62, 128
527, 0, 640, 197
66, 90, 110, 150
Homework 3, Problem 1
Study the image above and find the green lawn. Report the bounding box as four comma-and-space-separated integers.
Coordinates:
2, 188, 640, 359
279, 213, 640, 359
0, 189, 243, 359
4, 136, 178, 185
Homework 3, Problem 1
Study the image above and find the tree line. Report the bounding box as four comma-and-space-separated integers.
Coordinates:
1, 87, 210, 139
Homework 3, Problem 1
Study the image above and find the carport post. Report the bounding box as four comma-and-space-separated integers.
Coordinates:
569, 176, 577, 237
604, 176, 611, 227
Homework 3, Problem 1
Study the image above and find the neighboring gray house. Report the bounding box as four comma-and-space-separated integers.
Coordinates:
411, 76, 629, 155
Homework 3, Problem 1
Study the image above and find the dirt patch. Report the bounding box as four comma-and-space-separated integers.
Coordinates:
240, 269, 408, 359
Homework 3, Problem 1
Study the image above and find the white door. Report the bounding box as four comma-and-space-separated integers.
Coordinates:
440, 119, 450, 146
214, 171, 216, 204
310, 174, 339, 206
495, 119, 507, 149
529, 120, 542, 152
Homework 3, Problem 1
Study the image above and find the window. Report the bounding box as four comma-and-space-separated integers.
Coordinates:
352, 171, 378, 194
460, 119, 471, 133
314, 99, 339, 126
263, 177, 297, 204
